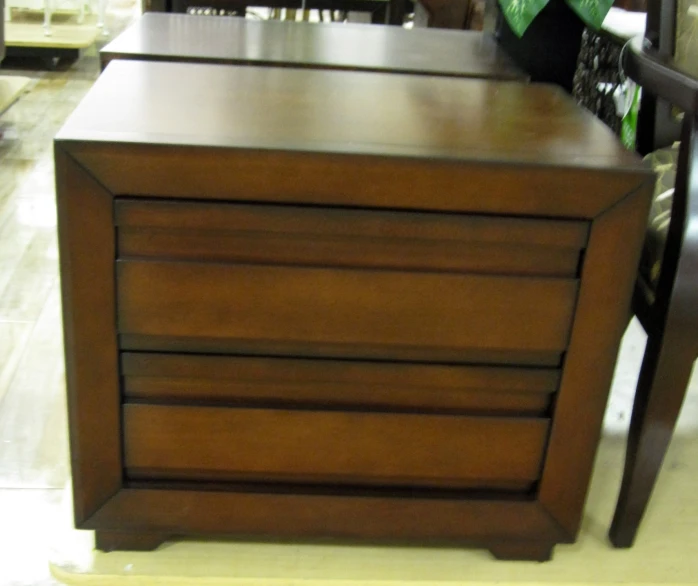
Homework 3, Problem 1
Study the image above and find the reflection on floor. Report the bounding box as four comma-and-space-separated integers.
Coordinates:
0, 75, 31, 116
0, 4, 134, 585
0, 7, 697, 584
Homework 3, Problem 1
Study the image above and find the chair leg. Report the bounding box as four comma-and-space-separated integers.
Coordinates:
609, 323, 695, 547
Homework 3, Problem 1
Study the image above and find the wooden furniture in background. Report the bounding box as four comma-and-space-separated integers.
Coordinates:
413, 0, 474, 29
99, 13, 524, 80
609, 18, 698, 546
55, 59, 652, 561
142, 0, 403, 25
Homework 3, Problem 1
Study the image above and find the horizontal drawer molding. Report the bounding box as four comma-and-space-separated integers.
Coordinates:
123, 404, 550, 489
115, 199, 588, 277
116, 261, 578, 364
122, 353, 559, 416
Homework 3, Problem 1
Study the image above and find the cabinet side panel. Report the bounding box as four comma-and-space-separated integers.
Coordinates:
539, 183, 653, 537
55, 145, 122, 524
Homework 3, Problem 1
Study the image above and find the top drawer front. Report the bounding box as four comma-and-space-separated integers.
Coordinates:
116, 199, 582, 364
115, 199, 588, 278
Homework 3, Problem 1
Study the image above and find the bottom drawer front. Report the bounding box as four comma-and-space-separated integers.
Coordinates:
123, 405, 549, 489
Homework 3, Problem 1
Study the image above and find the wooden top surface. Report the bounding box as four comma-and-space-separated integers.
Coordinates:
100, 14, 525, 80
57, 59, 643, 171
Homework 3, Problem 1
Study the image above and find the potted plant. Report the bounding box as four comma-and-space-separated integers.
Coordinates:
495, 0, 615, 92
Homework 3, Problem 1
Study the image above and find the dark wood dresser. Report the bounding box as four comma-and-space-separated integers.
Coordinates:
55, 60, 652, 561
99, 13, 525, 81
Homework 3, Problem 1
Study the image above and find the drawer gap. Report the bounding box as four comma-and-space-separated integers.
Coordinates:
123, 479, 539, 500
121, 396, 554, 419
118, 345, 565, 369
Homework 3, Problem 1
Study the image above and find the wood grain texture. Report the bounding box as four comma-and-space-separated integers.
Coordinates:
54, 146, 121, 524
66, 142, 649, 220
53, 59, 654, 556
539, 184, 654, 538
57, 61, 644, 172
123, 404, 549, 487
121, 352, 559, 416
116, 260, 579, 362
116, 199, 587, 277
58, 61, 651, 225
85, 488, 567, 543
99, 15, 525, 80
115, 199, 588, 246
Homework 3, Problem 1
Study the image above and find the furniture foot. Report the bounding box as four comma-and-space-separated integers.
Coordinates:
488, 541, 554, 562
95, 530, 170, 552
609, 324, 695, 547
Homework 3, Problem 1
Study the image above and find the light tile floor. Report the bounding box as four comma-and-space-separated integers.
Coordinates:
0, 4, 136, 585
0, 8, 697, 585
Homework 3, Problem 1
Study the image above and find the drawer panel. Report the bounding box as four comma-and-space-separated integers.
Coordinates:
122, 352, 560, 416
116, 261, 578, 363
115, 199, 588, 277
123, 404, 550, 489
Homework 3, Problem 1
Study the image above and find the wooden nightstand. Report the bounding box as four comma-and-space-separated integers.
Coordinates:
55, 60, 652, 561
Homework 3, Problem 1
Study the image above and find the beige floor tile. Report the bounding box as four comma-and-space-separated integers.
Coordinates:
0, 75, 32, 115
0, 3, 138, 582
0, 247, 57, 322
0, 320, 34, 405
0, 488, 64, 586
0, 283, 68, 489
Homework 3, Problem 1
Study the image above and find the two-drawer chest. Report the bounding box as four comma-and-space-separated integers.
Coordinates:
55, 60, 653, 561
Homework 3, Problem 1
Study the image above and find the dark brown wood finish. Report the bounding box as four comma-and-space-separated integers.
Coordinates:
69, 143, 646, 219
61, 62, 642, 172
86, 489, 567, 543
488, 542, 554, 562
116, 260, 578, 362
539, 185, 653, 538
122, 352, 558, 415
116, 199, 587, 277
55, 60, 652, 559
95, 531, 170, 552
99, 14, 525, 80
54, 147, 122, 524
123, 405, 549, 488
62, 63, 645, 221
610, 32, 698, 547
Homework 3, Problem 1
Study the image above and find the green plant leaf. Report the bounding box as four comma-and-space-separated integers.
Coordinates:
565, 0, 614, 29
498, 0, 551, 37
